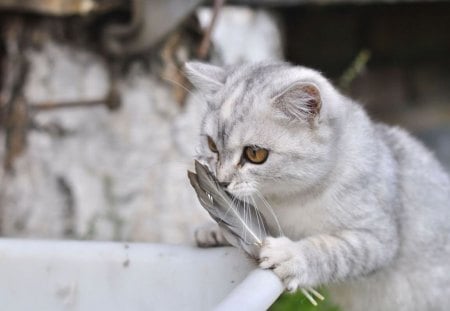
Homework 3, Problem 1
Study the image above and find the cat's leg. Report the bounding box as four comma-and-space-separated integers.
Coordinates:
259, 228, 398, 292
195, 223, 231, 247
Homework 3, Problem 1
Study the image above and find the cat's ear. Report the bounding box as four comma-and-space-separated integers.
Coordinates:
272, 82, 322, 122
185, 62, 226, 95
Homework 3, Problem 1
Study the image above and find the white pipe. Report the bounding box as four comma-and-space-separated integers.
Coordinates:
0, 239, 256, 311
214, 269, 284, 311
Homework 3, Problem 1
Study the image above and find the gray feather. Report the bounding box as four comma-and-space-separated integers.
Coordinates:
188, 161, 273, 258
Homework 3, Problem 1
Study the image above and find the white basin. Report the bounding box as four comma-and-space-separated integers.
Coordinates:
0, 239, 256, 311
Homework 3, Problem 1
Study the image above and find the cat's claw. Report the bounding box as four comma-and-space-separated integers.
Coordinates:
286, 279, 301, 293
259, 236, 307, 292
195, 223, 230, 247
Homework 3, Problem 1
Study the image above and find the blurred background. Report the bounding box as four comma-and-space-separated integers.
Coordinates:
0, 0, 449, 296
1, 0, 449, 243
0, 1, 449, 309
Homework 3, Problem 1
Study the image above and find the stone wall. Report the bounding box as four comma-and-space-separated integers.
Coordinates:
0, 8, 283, 243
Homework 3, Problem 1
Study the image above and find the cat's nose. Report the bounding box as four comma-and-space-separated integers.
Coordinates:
219, 181, 231, 189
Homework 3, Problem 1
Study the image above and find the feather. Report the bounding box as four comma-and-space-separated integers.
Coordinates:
188, 160, 271, 258
187, 160, 324, 305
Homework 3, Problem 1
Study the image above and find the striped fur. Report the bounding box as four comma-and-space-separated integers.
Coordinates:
186, 61, 450, 311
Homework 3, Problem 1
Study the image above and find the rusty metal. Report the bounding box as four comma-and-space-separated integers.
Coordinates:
0, 0, 125, 16
159, 14, 206, 106
4, 96, 28, 171
0, 16, 122, 170
102, 0, 204, 56
30, 84, 122, 112
161, 0, 224, 106
1, 17, 30, 172
30, 99, 107, 111
197, 0, 226, 59
0, 0, 208, 171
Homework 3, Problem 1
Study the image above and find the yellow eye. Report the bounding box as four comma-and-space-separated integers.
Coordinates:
207, 136, 218, 153
244, 146, 269, 164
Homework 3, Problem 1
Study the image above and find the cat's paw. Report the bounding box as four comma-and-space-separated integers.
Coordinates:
195, 223, 230, 248
259, 236, 307, 292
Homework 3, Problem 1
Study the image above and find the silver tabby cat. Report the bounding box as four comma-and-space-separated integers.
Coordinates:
186, 61, 450, 311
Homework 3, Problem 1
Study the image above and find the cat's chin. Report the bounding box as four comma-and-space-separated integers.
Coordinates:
228, 190, 254, 201
227, 187, 256, 201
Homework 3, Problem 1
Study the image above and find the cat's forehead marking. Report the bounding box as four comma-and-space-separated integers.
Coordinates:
220, 98, 253, 147
203, 113, 216, 137
220, 83, 243, 120
227, 122, 247, 149
208, 63, 288, 149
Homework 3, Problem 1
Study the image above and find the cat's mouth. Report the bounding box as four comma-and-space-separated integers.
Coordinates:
227, 182, 256, 200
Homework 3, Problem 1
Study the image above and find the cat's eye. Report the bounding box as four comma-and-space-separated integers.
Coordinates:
243, 146, 269, 164
207, 136, 218, 153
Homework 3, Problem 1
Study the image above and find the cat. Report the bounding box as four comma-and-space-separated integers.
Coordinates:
185, 61, 450, 311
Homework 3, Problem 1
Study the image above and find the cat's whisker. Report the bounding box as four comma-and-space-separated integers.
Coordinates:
245, 197, 252, 244
245, 196, 253, 244
240, 195, 247, 243
161, 75, 206, 107
254, 189, 284, 237
250, 194, 267, 239
244, 197, 251, 244
250, 196, 267, 236
249, 194, 260, 238
218, 195, 238, 230
243, 197, 252, 243
246, 188, 264, 238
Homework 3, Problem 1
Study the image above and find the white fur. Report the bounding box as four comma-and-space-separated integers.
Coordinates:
187, 61, 450, 311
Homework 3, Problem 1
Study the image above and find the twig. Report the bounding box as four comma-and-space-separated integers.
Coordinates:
30, 85, 121, 112
197, 0, 226, 59
30, 99, 105, 111
339, 49, 371, 92
2, 16, 29, 172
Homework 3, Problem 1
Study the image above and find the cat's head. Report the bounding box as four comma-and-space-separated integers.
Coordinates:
186, 61, 343, 199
